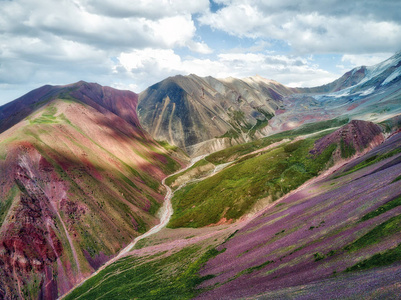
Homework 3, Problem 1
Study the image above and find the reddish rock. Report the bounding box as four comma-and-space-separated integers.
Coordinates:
311, 120, 384, 157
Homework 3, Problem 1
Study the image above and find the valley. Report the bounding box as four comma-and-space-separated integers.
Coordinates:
63, 119, 401, 299
0, 52, 400, 299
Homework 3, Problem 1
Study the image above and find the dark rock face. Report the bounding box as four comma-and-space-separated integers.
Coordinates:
0, 145, 70, 299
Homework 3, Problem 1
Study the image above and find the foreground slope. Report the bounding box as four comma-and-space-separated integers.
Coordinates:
0, 83, 184, 299
197, 129, 401, 299
65, 118, 401, 299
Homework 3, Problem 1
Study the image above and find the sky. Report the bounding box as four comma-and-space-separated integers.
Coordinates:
1, 0, 401, 105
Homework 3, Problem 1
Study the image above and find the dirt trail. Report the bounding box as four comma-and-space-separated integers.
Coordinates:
59, 155, 205, 299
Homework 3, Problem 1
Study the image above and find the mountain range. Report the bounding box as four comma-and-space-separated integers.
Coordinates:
0, 51, 400, 299
138, 52, 401, 156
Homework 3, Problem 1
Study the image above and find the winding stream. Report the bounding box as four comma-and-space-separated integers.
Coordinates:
60, 155, 205, 299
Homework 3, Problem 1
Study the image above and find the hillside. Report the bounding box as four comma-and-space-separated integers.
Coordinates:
65, 118, 401, 300
0, 83, 186, 299
197, 129, 401, 299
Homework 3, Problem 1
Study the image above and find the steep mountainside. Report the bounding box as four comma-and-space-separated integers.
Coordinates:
0, 83, 185, 299
137, 74, 293, 156
0, 81, 143, 135
197, 130, 401, 299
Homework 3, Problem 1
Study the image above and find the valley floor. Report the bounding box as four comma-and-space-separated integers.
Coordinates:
65, 130, 401, 300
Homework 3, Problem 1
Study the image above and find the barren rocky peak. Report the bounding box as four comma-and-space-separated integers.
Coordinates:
137, 74, 293, 156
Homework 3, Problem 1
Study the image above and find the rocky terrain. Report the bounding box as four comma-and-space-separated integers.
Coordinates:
137, 74, 294, 156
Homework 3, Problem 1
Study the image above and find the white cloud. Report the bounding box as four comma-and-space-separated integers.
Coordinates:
341, 53, 395, 68
0, 0, 211, 104
82, 0, 209, 19
0, 0, 207, 53
199, 0, 401, 54
115, 49, 339, 92
118, 49, 182, 72
147, 15, 196, 48
186, 41, 213, 54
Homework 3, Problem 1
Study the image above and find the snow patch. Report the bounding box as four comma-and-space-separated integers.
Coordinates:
326, 89, 351, 98
382, 68, 401, 85
360, 55, 400, 86
359, 87, 375, 96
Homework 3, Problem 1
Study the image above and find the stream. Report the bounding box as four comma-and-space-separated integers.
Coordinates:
60, 155, 206, 299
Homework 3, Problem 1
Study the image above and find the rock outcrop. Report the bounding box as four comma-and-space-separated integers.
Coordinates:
311, 120, 385, 159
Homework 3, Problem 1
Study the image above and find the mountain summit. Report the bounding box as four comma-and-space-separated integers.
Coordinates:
138, 74, 293, 156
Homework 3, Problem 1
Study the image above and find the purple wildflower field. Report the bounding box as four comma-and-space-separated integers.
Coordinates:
196, 132, 401, 299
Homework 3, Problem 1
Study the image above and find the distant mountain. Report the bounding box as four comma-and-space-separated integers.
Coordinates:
0, 82, 185, 299
299, 51, 401, 94
269, 51, 401, 133
138, 74, 294, 156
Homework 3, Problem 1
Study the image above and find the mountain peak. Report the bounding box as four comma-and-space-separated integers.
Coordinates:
0, 81, 141, 135
243, 75, 281, 86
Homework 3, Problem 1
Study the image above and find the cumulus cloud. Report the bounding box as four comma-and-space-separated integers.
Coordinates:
340, 53, 395, 68
1, 0, 201, 50
82, 0, 209, 19
199, 0, 401, 54
0, 0, 399, 105
115, 49, 337, 91
0, 0, 210, 103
